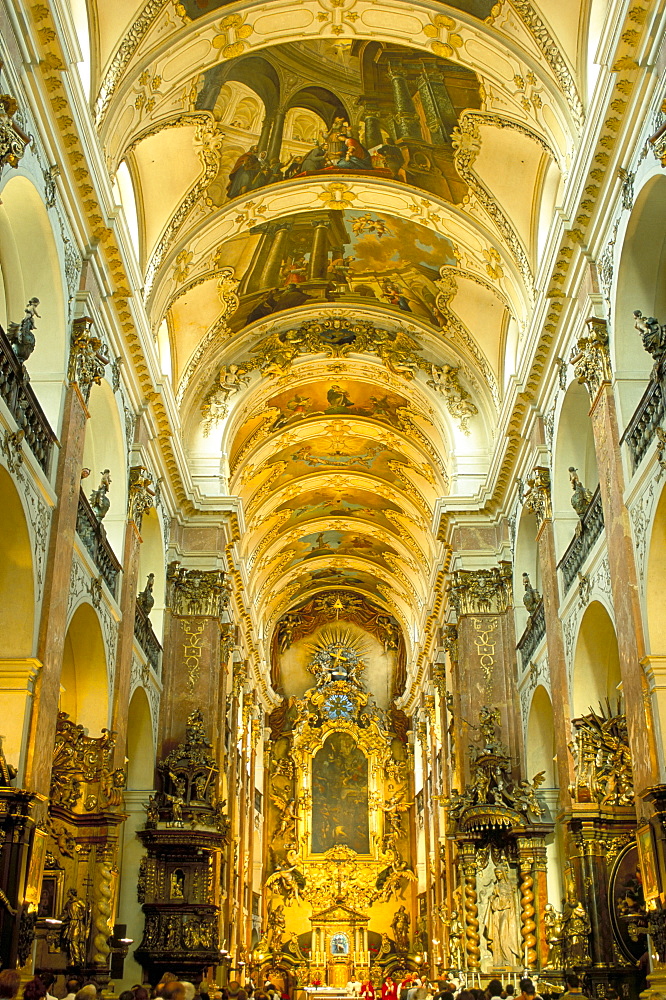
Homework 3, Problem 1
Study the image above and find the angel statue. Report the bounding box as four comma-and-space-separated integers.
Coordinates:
383, 788, 414, 836
264, 856, 306, 903
270, 787, 297, 843
513, 771, 545, 817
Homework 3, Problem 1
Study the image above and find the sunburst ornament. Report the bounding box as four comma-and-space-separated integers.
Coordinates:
307, 627, 367, 687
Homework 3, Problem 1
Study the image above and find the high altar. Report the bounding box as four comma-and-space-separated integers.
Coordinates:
253, 598, 419, 987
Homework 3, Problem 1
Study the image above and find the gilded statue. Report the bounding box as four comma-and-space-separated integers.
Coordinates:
59, 888, 88, 967
269, 787, 297, 843
266, 901, 286, 953
483, 868, 520, 967
562, 892, 591, 967
383, 788, 413, 836
445, 909, 464, 969
89, 469, 112, 522
391, 904, 410, 952
543, 903, 563, 969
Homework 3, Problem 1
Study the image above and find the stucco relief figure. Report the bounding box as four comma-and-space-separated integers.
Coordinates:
59, 888, 88, 967
483, 868, 520, 966
391, 904, 410, 951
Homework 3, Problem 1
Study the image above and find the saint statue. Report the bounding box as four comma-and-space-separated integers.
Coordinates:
446, 909, 464, 969
59, 887, 88, 967
562, 892, 591, 967
543, 903, 563, 969
391, 904, 410, 952
483, 868, 520, 966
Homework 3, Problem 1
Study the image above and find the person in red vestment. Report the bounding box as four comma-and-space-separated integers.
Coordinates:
382, 978, 398, 1000
361, 982, 375, 1000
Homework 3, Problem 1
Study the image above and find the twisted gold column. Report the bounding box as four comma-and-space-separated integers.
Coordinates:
460, 845, 480, 969
519, 851, 537, 968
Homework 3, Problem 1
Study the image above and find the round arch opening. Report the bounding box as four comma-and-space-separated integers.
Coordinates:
60, 602, 109, 734
572, 600, 621, 717
0, 464, 35, 658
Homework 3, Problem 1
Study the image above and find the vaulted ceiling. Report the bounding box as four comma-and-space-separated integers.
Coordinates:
81, 0, 596, 688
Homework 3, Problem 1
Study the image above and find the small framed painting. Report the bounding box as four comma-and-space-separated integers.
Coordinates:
637, 824, 660, 902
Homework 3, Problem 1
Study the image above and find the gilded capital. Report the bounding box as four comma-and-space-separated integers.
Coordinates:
449, 562, 512, 616
0, 94, 31, 171
569, 317, 612, 400
128, 465, 154, 530
523, 465, 552, 527
166, 560, 229, 617
442, 623, 458, 663
68, 316, 110, 403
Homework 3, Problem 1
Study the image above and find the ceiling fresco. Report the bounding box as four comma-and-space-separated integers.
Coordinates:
87, 0, 590, 690
197, 42, 482, 209
187, 209, 457, 333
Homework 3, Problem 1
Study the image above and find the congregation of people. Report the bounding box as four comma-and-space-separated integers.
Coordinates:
344, 975, 599, 1000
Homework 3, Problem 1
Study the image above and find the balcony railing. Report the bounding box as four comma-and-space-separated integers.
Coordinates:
76, 489, 122, 597
134, 600, 162, 675
516, 599, 546, 669
0, 324, 57, 475
621, 365, 666, 473
558, 485, 605, 593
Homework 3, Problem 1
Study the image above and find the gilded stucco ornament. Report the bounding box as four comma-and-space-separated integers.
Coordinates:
67, 316, 110, 404
522, 465, 552, 528
568, 705, 634, 806
426, 363, 477, 433
570, 316, 612, 400
447, 706, 545, 832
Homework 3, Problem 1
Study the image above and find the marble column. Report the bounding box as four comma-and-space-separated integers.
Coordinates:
522, 465, 575, 800
448, 562, 522, 769
110, 466, 154, 768
257, 112, 275, 154
27, 317, 109, 803
266, 106, 288, 164
259, 223, 292, 289
309, 220, 330, 280
160, 562, 229, 751
571, 317, 659, 797
388, 63, 423, 141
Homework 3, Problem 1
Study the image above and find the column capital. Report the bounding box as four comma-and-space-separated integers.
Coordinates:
68, 316, 110, 404
523, 465, 552, 528
166, 561, 229, 617
570, 316, 612, 401
449, 562, 512, 615
128, 465, 155, 530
